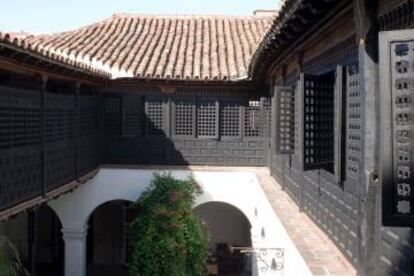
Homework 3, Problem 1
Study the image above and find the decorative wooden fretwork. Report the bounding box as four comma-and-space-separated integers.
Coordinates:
380, 29, 414, 226
275, 86, 295, 154
345, 65, 361, 182
220, 100, 241, 138
145, 98, 165, 136
122, 96, 144, 137
298, 73, 335, 171
79, 96, 98, 137
197, 99, 218, 138
173, 97, 195, 138
244, 100, 261, 138
104, 97, 121, 136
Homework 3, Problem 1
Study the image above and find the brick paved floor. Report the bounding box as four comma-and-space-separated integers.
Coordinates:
255, 168, 357, 276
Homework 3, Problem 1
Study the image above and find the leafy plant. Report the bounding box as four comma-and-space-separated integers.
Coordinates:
128, 173, 209, 276
0, 235, 28, 276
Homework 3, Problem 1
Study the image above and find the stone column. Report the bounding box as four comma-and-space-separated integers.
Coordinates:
62, 227, 88, 276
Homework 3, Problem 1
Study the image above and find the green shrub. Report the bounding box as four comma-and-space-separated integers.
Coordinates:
0, 235, 28, 276
128, 173, 209, 276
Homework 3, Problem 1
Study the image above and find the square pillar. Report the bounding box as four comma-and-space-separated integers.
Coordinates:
62, 227, 87, 276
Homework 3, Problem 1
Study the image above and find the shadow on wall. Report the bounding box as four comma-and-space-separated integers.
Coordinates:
102, 93, 269, 167
103, 96, 189, 165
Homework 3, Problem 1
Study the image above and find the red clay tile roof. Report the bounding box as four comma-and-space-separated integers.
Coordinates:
21, 14, 273, 81
0, 32, 111, 78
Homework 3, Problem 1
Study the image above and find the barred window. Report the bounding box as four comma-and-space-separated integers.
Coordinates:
298, 73, 335, 172
297, 68, 347, 184
244, 100, 261, 138
220, 100, 241, 138
122, 96, 144, 137
197, 99, 218, 138
173, 98, 195, 137
275, 86, 295, 154
145, 98, 165, 136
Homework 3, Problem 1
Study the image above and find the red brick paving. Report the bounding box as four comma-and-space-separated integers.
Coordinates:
255, 168, 356, 276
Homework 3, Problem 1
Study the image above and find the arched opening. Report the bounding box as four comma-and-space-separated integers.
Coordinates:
193, 201, 252, 276
86, 200, 132, 276
35, 204, 64, 276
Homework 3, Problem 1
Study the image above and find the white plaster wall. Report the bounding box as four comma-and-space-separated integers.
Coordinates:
49, 168, 312, 276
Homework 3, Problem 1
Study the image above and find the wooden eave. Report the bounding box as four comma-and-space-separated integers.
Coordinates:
248, 0, 346, 83
0, 42, 109, 85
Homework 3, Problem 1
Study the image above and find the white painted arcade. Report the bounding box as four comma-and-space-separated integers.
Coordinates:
46, 167, 311, 276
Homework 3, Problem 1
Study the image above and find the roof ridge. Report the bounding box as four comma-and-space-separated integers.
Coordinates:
111, 13, 275, 19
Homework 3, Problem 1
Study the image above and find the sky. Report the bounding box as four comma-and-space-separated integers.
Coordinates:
1, 0, 279, 34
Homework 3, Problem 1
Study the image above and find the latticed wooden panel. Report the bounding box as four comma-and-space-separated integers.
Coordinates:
275, 86, 295, 154
244, 100, 261, 138
197, 99, 218, 138
104, 97, 121, 136
0, 86, 41, 148
220, 100, 241, 138
0, 147, 42, 210
79, 135, 99, 175
145, 98, 165, 136
122, 96, 144, 137
45, 140, 77, 191
45, 93, 76, 142
79, 96, 98, 137
299, 74, 334, 171
173, 98, 195, 137
345, 65, 362, 181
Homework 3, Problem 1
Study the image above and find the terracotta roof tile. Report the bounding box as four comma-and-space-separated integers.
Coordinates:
0, 31, 111, 78
19, 13, 273, 81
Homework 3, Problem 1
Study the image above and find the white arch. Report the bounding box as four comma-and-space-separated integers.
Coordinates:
194, 200, 252, 228
47, 168, 312, 276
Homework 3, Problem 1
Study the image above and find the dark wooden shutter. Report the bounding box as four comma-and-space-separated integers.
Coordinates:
345, 64, 362, 183
298, 73, 335, 171
275, 86, 295, 154
334, 66, 346, 184
122, 95, 144, 137
145, 97, 165, 136
220, 99, 242, 139
172, 97, 196, 138
380, 30, 414, 226
244, 100, 261, 138
197, 98, 218, 139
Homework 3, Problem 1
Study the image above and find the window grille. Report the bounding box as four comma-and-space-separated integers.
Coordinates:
298, 73, 335, 171
173, 97, 195, 137
122, 96, 144, 137
104, 97, 121, 135
79, 96, 98, 137
244, 100, 261, 138
45, 93, 76, 143
345, 65, 361, 182
197, 99, 218, 138
275, 86, 295, 154
145, 98, 165, 136
220, 100, 241, 138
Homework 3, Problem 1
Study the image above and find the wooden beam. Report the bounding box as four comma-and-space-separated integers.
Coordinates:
0, 57, 101, 85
